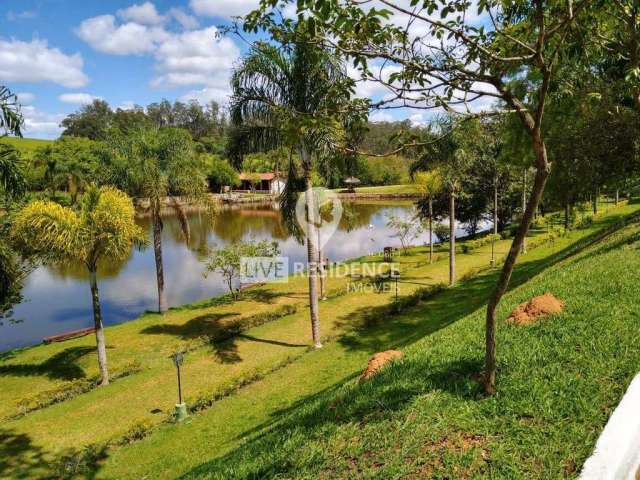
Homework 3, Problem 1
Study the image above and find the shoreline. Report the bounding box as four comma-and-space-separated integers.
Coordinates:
132, 189, 421, 215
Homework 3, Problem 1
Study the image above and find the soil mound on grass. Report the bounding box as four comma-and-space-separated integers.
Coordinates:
507, 293, 564, 326
359, 350, 403, 382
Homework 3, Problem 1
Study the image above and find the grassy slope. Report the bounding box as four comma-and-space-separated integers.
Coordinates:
0, 136, 52, 154
98, 206, 640, 480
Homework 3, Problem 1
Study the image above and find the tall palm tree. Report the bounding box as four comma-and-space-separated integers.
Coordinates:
107, 127, 208, 313
229, 36, 348, 348
414, 170, 443, 264
12, 186, 145, 385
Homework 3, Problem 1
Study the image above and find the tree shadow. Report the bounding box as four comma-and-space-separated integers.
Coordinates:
242, 288, 297, 304
0, 427, 50, 479
141, 312, 241, 339
237, 334, 307, 348
177, 356, 484, 480
174, 212, 640, 479
0, 346, 94, 380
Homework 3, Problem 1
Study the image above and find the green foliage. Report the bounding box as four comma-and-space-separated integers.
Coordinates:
459, 234, 502, 254
204, 154, 240, 192
0, 85, 23, 136
413, 170, 443, 199
60, 98, 227, 142
386, 212, 422, 252
203, 239, 280, 298
356, 154, 410, 186
104, 127, 208, 203
0, 143, 27, 202
12, 186, 145, 268
433, 222, 450, 242
241, 150, 281, 173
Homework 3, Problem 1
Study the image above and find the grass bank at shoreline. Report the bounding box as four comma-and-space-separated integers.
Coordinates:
0, 200, 636, 478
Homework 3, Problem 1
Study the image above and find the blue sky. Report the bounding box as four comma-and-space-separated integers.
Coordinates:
1, 1, 492, 139
0, 0, 264, 138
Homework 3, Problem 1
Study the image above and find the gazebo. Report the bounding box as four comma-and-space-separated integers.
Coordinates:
344, 176, 361, 192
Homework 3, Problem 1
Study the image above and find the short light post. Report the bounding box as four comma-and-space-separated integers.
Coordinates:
172, 352, 188, 422
391, 268, 400, 303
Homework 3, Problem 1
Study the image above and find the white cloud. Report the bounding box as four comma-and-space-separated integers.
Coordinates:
16, 92, 36, 105
118, 2, 165, 25
76, 11, 237, 104
169, 8, 200, 30
409, 113, 427, 127
369, 111, 394, 123
117, 101, 137, 110
76, 15, 169, 55
179, 86, 230, 105
58, 93, 102, 105
0, 37, 88, 88
6, 10, 36, 21
21, 105, 64, 139
189, 0, 259, 18
151, 26, 239, 104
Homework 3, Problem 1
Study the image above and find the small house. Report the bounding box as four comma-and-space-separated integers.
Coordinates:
238, 172, 286, 194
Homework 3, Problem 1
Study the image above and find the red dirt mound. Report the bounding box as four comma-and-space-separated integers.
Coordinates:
359, 350, 403, 382
507, 293, 564, 326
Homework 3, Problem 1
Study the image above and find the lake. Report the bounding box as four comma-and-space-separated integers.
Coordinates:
1, 200, 471, 352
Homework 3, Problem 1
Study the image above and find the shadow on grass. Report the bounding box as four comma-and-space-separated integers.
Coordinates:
173, 212, 640, 479
0, 427, 50, 479
0, 346, 94, 380
237, 334, 307, 348
141, 312, 241, 339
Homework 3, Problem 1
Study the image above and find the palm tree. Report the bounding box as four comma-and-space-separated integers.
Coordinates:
12, 186, 145, 385
106, 127, 208, 313
414, 170, 443, 264
0, 86, 22, 137
229, 36, 348, 348
413, 118, 474, 287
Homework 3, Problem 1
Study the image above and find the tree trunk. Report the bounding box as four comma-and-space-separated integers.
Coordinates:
521, 170, 527, 253
615, 189, 620, 206
592, 190, 598, 215
301, 147, 322, 348
449, 192, 455, 287
491, 182, 498, 266
428, 197, 434, 264
484, 155, 551, 395
89, 269, 109, 386
152, 201, 168, 313
564, 202, 570, 231
318, 229, 326, 300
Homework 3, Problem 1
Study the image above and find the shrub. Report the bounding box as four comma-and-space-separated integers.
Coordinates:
433, 223, 450, 242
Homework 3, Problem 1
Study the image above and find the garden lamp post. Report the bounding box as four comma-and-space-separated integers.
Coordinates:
172, 351, 188, 422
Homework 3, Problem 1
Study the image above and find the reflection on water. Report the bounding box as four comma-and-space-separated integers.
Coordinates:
1, 201, 460, 351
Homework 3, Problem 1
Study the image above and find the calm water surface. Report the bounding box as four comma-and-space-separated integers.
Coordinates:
1, 201, 470, 351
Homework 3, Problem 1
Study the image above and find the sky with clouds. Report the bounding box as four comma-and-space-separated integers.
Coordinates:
1, 0, 492, 139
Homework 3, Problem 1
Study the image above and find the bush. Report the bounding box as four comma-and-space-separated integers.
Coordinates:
575, 214, 594, 229
458, 233, 501, 254
532, 216, 548, 228
433, 223, 450, 242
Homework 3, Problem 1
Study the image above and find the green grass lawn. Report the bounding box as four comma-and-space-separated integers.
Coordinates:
0, 200, 635, 478
99, 204, 640, 480
0, 136, 52, 154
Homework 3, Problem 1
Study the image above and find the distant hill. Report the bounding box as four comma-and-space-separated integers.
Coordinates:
0, 136, 53, 154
